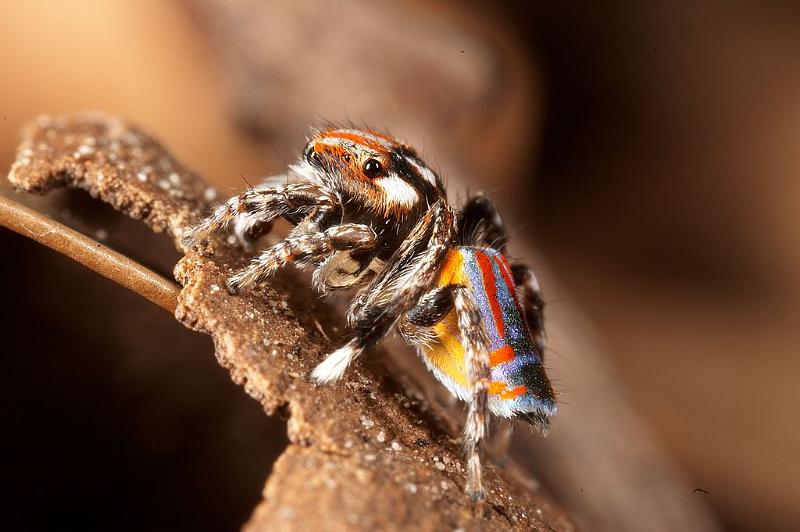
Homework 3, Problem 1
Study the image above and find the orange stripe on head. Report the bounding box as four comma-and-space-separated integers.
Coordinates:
489, 345, 515, 367
313, 143, 349, 157
319, 130, 388, 153
311, 143, 358, 177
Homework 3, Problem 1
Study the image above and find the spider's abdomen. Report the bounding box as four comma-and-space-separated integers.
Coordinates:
419, 247, 557, 420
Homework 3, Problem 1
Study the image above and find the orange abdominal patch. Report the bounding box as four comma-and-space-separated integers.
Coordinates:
488, 381, 528, 400
437, 249, 466, 287
489, 345, 515, 367
488, 381, 506, 395
500, 385, 527, 400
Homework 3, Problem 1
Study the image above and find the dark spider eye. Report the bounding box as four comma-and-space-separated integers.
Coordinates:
362, 159, 383, 178
342, 153, 351, 163
304, 144, 318, 164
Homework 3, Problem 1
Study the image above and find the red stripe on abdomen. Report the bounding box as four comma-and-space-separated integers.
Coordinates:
475, 250, 505, 338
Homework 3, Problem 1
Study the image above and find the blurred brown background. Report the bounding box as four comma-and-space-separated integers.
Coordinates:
1, 1, 798, 531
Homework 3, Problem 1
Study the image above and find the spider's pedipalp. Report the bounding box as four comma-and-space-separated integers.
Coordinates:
312, 250, 386, 294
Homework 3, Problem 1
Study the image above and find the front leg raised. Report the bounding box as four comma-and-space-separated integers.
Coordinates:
183, 181, 341, 247
226, 223, 377, 293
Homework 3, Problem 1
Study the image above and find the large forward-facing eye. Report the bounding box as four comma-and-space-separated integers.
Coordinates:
362, 159, 383, 178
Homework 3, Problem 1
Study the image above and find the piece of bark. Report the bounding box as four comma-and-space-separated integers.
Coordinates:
7, 112, 575, 531
8, 112, 214, 248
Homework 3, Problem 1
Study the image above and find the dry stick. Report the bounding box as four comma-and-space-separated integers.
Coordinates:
0, 194, 179, 313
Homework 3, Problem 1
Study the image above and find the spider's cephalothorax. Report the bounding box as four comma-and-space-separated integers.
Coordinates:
185, 127, 556, 500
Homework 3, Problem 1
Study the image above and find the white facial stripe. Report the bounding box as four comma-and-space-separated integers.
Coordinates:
318, 137, 351, 148
375, 173, 419, 206
338, 129, 394, 149
408, 158, 437, 185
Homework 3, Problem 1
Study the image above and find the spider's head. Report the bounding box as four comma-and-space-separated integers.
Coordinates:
302, 128, 443, 219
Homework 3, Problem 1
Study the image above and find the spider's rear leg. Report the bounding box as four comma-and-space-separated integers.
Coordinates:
226, 223, 377, 293
401, 284, 497, 500
458, 191, 509, 253
453, 286, 492, 501
402, 283, 492, 500
511, 264, 547, 351
183, 181, 340, 247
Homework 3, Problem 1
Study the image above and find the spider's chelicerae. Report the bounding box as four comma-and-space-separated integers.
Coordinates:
184, 127, 556, 500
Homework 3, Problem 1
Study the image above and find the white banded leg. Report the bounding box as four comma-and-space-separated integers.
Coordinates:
226, 223, 376, 293
454, 287, 491, 501
183, 181, 339, 247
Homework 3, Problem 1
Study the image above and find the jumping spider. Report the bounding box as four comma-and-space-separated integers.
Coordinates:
184, 128, 557, 500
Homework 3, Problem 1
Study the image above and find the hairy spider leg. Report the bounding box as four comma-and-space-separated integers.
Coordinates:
183, 182, 341, 248
227, 223, 377, 293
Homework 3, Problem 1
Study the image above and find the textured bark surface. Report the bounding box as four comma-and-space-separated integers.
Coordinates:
8, 113, 212, 245
7, 112, 575, 531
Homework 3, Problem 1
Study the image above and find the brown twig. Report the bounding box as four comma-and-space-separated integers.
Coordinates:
0, 194, 179, 313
